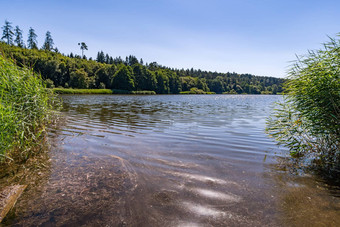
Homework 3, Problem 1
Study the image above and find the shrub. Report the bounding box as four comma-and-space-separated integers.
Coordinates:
180, 87, 212, 94
45, 79, 55, 88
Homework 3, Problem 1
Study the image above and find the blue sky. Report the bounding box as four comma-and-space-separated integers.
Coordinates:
1, 0, 340, 77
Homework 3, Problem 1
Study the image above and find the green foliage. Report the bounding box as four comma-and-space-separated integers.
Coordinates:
45, 79, 55, 88
112, 65, 135, 91
27, 27, 38, 49
180, 87, 214, 94
78, 42, 88, 57
223, 89, 237, 94
166, 70, 181, 94
96, 51, 105, 63
267, 35, 340, 173
53, 88, 113, 94
0, 54, 59, 161
14, 25, 24, 48
111, 89, 156, 95
70, 68, 89, 89
111, 89, 132, 94
0, 36, 284, 95
155, 70, 170, 94
133, 64, 157, 91
98, 82, 106, 89
1, 20, 13, 45
132, 90, 156, 95
42, 31, 54, 51
261, 90, 273, 94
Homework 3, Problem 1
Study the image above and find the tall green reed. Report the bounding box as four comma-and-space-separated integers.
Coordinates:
0, 54, 60, 162
266, 35, 340, 175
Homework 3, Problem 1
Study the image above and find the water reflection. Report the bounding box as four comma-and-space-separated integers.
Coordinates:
4, 95, 339, 226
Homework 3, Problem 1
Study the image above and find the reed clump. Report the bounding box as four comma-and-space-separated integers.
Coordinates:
266, 35, 340, 177
0, 54, 60, 163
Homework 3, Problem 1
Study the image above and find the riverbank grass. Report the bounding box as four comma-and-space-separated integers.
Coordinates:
52, 88, 156, 95
0, 54, 59, 163
52, 88, 113, 94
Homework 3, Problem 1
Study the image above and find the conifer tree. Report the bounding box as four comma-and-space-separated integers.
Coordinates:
1, 20, 14, 45
109, 56, 114, 64
14, 26, 24, 47
105, 54, 110, 64
27, 27, 38, 49
96, 51, 105, 63
42, 31, 54, 51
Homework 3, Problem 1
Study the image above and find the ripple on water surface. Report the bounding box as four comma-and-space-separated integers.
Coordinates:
4, 95, 339, 226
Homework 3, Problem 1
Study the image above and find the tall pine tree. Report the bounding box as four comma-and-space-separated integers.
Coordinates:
96, 51, 105, 63
27, 27, 38, 49
14, 26, 24, 47
1, 20, 13, 45
42, 31, 54, 51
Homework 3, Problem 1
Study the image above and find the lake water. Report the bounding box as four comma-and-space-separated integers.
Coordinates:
5, 95, 340, 226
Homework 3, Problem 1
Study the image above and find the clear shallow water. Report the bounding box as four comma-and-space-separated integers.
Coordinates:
5, 95, 340, 226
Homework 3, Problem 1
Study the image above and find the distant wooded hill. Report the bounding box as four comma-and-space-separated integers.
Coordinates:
0, 42, 285, 94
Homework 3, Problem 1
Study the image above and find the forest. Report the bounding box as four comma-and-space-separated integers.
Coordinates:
1, 20, 285, 94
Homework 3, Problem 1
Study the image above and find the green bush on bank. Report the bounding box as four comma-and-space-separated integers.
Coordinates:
112, 89, 156, 95
131, 90, 156, 95
266, 35, 340, 174
180, 87, 215, 94
0, 54, 59, 162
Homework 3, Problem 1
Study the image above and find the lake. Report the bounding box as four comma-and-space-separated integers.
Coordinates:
6, 95, 340, 226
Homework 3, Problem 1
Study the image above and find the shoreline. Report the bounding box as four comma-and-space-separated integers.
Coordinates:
52, 88, 281, 95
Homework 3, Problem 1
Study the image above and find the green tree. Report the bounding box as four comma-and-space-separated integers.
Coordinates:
1, 20, 14, 45
210, 77, 224, 93
127, 55, 139, 66
196, 78, 209, 92
27, 27, 38, 49
69, 69, 89, 88
96, 51, 105, 63
144, 69, 157, 91
45, 79, 55, 88
267, 35, 340, 173
42, 31, 54, 51
14, 26, 24, 47
105, 54, 110, 64
155, 70, 170, 94
112, 65, 135, 91
95, 65, 116, 89
133, 64, 156, 91
166, 70, 181, 94
180, 76, 196, 91
113, 56, 123, 65
109, 56, 114, 64
78, 42, 88, 58
133, 64, 145, 90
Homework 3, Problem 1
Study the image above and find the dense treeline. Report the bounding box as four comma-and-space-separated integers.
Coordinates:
1, 20, 285, 94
